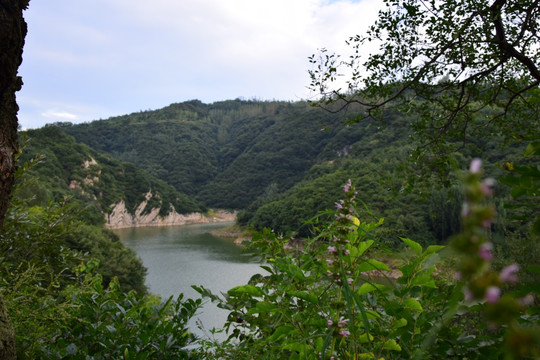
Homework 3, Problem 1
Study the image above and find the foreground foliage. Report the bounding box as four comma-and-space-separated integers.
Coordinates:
0, 157, 202, 359
195, 174, 539, 359
3, 259, 200, 359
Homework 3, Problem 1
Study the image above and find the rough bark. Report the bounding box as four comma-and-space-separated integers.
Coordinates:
0, 1, 29, 359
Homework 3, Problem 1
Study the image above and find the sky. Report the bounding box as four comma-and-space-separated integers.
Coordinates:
17, 0, 382, 129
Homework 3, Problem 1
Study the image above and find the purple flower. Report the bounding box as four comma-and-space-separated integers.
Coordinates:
327, 319, 333, 327
343, 179, 352, 193
344, 249, 350, 256
478, 242, 493, 261
337, 316, 349, 327
326, 259, 334, 266
485, 286, 501, 304
328, 246, 337, 254
470, 158, 482, 173
464, 288, 474, 301
339, 329, 350, 338
347, 278, 353, 285
332, 236, 339, 242
500, 264, 519, 283
334, 202, 343, 210
481, 178, 496, 196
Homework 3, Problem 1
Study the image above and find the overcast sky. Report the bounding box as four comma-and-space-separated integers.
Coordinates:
17, 0, 382, 129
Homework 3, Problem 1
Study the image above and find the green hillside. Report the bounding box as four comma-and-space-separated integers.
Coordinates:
19, 125, 205, 222
50, 99, 526, 245
61, 100, 371, 209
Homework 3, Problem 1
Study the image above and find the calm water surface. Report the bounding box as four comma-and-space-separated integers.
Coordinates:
115, 222, 262, 337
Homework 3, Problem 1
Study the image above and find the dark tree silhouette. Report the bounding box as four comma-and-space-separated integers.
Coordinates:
0, 1, 29, 358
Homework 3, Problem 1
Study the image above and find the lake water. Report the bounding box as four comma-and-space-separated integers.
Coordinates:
114, 222, 263, 338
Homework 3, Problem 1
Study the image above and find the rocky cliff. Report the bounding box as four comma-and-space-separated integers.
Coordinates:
105, 192, 235, 229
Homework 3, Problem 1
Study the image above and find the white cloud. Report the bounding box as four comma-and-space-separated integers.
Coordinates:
18, 0, 384, 128
41, 111, 79, 120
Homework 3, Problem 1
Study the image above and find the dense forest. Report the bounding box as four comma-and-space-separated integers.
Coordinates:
38, 99, 524, 246
19, 125, 205, 220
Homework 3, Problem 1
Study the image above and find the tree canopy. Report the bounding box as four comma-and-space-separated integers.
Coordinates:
309, 0, 539, 168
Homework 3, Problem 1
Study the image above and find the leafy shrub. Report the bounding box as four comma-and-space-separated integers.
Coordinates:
195, 174, 540, 359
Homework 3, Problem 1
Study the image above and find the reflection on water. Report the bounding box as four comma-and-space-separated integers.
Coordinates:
115, 222, 262, 338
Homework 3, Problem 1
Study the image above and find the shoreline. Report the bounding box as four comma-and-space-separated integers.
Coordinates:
105, 209, 237, 230
210, 226, 252, 245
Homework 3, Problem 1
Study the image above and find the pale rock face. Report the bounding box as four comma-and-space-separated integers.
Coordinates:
83, 157, 98, 168
105, 194, 235, 229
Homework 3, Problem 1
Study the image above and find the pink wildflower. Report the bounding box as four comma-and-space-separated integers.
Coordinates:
500, 264, 519, 283
337, 316, 349, 328
470, 158, 482, 173
326, 259, 334, 266
344, 249, 350, 256
347, 278, 353, 285
328, 246, 337, 254
481, 178, 496, 196
478, 242, 493, 261
485, 286, 501, 303
343, 179, 352, 193
339, 329, 350, 337
464, 288, 474, 301
327, 319, 333, 327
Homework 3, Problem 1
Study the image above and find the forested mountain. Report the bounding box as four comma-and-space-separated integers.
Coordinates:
61, 99, 371, 209
40, 99, 525, 245
19, 125, 205, 223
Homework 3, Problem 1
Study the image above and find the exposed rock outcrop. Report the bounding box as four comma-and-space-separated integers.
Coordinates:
105, 197, 235, 229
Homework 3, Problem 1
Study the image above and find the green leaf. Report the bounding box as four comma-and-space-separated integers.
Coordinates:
268, 325, 295, 342
425, 245, 445, 254
510, 186, 527, 198
356, 240, 374, 256
227, 284, 262, 297
401, 237, 422, 255
499, 175, 520, 186
524, 141, 540, 157
392, 318, 408, 329
247, 301, 278, 315
357, 259, 391, 273
383, 339, 402, 351
527, 265, 540, 275
288, 291, 318, 304
358, 333, 374, 343
282, 342, 306, 353
410, 268, 437, 289
365, 310, 381, 319
402, 297, 423, 312
356, 282, 388, 296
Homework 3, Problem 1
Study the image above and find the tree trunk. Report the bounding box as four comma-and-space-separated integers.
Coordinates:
0, 1, 30, 359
